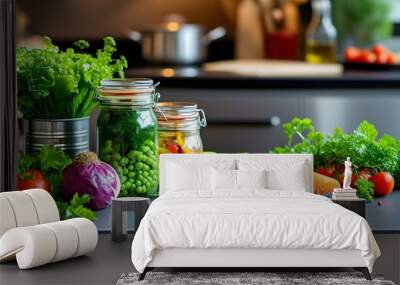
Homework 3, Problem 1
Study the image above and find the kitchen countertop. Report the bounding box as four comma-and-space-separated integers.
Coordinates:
126, 66, 400, 89
94, 190, 400, 234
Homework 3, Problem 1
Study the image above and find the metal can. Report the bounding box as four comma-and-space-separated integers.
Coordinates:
25, 117, 90, 157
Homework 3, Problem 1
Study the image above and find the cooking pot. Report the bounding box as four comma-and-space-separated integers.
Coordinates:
128, 24, 226, 65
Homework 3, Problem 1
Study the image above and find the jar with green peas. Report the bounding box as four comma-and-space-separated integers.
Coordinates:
96, 78, 160, 197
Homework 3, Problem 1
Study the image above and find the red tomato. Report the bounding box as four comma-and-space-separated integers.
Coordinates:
370, 172, 395, 197
372, 44, 388, 56
165, 141, 180, 153
358, 168, 373, 181
337, 164, 345, 174
17, 169, 50, 192
357, 50, 376, 64
387, 54, 398, 65
316, 166, 336, 178
376, 53, 389, 64
344, 47, 361, 62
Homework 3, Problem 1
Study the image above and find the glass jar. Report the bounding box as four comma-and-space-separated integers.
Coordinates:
96, 78, 160, 197
155, 102, 207, 154
305, 0, 337, 63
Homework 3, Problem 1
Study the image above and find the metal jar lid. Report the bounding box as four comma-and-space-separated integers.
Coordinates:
95, 78, 159, 109
156, 102, 207, 131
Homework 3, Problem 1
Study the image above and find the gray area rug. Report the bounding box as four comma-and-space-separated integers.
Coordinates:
116, 272, 396, 285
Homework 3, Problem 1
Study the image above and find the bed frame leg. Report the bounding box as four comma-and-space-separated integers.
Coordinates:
354, 267, 371, 280
138, 268, 148, 281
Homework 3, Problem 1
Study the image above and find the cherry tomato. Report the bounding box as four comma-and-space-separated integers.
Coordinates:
316, 165, 336, 178
165, 141, 179, 153
337, 164, 345, 174
17, 169, 50, 192
357, 50, 376, 64
370, 172, 394, 197
387, 54, 398, 65
358, 168, 373, 181
344, 47, 361, 62
376, 53, 389, 64
372, 44, 388, 56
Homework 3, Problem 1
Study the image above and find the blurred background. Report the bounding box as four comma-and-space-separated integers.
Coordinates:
15, 0, 400, 153
16, 0, 400, 63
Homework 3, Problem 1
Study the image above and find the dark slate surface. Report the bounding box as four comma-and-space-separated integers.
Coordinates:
366, 190, 400, 234
0, 234, 133, 285
95, 190, 400, 234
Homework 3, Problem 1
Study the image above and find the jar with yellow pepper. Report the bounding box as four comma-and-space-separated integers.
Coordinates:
155, 102, 207, 154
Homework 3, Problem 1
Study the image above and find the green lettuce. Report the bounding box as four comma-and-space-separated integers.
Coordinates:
17, 36, 127, 119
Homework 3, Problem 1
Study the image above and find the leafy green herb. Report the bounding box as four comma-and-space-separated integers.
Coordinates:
18, 146, 96, 220
57, 193, 96, 221
272, 117, 325, 166
17, 154, 37, 180
355, 179, 374, 202
17, 36, 127, 119
38, 145, 72, 197
18, 145, 72, 197
272, 118, 400, 187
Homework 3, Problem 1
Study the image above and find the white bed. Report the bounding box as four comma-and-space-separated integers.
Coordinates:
131, 154, 380, 280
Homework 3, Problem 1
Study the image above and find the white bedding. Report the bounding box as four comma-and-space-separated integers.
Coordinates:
131, 190, 380, 273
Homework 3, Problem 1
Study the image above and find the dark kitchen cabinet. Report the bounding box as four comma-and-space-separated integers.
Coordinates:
159, 88, 304, 152
158, 88, 400, 153
304, 89, 400, 137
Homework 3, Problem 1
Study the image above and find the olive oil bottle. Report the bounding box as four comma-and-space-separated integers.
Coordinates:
306, 41, 336, 63
306, 0, 337, 64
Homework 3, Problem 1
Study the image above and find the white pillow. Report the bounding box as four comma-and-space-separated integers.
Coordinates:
212, 168, 237, 190
236, 169, 267, 189
167, 162, 212, 192
237, 159, 309, 192
266, 163, 307, 191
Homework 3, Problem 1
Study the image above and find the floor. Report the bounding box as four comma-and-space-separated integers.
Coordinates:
0, 233, 367, 285
0, 234, 134, 285
1, 233, 398, 285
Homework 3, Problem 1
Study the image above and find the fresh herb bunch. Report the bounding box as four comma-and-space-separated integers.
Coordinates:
57, 193, 96, 221
272, 117, 400, 186
18, 145, 72, 197
18, 146, 96, 220
17, 37, 127, 119
355, 179, 374, 202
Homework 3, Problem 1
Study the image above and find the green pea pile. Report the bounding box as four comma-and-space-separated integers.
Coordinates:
100, 139, 158, 196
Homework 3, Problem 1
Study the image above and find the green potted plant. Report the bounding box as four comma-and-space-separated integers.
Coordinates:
16, 37, 127, 157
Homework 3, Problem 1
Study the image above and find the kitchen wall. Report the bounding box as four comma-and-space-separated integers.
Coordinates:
17, 0, 235, 40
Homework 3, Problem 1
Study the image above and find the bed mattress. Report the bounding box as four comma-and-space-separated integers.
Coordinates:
131, 190, 380, 273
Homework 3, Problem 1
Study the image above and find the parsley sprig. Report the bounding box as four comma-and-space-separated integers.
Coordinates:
272, 118, 400, 188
